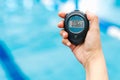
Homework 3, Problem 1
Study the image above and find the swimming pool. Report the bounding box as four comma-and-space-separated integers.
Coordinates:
0, 0, 120, 80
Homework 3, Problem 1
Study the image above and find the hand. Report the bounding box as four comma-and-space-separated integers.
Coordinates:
58, 11, 102, 67
58, 11, 108, 80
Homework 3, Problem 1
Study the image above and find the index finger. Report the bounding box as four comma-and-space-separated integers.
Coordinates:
58, 12, 66, 18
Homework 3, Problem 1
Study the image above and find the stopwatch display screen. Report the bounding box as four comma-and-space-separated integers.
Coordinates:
68, 15, 85, 33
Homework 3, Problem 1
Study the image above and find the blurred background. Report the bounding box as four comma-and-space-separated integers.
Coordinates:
0, 0, 120, 80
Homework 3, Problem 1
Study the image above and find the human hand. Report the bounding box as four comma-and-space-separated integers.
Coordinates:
58, 11, 102, 67
58, 11, 108, 80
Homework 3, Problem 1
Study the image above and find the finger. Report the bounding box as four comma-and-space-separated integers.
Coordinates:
62, 39, 76, 50
58, 21, 64, 28
58, 12, 66, 18
86, 11, 99, 31
86, 11, 99, 23
60, 30, 68, 39
62, 39, 71, 47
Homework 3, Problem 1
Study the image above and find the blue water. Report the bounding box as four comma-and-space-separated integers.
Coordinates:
0, 0, 120, 80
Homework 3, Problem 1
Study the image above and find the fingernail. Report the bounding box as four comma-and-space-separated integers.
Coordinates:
67, 42, 71, 46
57, 22, 60, 26
63, 33, 66, 37
58, 21, 61, 25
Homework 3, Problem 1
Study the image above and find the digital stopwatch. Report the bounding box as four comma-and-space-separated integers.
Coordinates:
64, 10, 89, 45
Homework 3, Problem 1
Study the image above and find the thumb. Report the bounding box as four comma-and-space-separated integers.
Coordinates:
86, 11, 99, 31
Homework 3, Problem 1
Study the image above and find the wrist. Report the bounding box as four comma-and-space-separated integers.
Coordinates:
84, 50, 108, 80
83, 49, 104, 69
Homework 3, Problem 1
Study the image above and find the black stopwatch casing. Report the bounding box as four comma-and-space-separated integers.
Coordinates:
64, 10, 89, 45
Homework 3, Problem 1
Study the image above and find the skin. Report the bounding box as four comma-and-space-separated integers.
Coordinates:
57, 11, 108, 80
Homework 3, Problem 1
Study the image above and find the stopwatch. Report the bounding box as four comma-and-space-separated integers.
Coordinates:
64, 10, 89, 45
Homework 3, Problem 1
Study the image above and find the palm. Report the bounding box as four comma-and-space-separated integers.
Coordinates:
71, 28, 101, 65
58, 11, 101, 65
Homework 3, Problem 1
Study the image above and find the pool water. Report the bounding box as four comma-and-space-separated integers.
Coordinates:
0, 0, 120, 80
